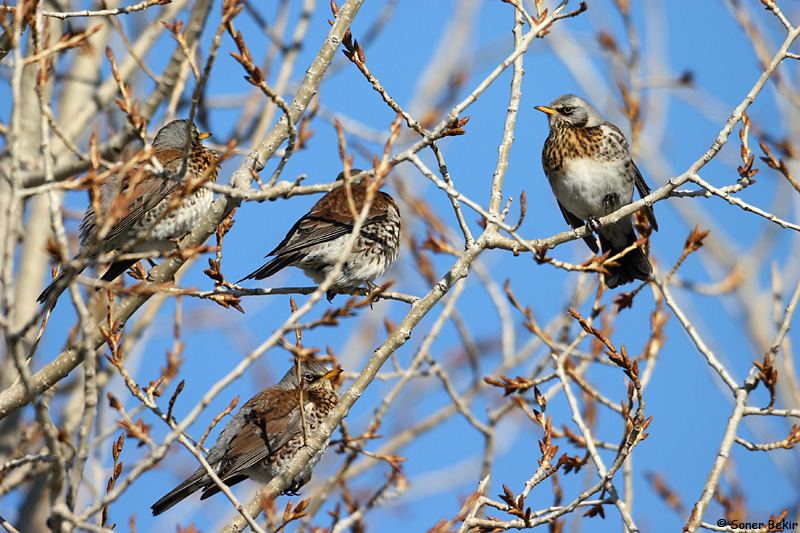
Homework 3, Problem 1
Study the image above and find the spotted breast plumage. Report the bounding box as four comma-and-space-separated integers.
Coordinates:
151, 361, 342, 515
38, 119, 219, 305
536, 94, 658, 288
239, 169, 401, 300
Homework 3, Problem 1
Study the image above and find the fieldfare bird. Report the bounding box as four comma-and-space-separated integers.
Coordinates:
38, 119, 219, 304
239, 169, 401, 300
151, 361, 342, 515
536, 94, 658, 288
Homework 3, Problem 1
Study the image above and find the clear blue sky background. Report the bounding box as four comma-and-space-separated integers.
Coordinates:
3, 0, 799, 531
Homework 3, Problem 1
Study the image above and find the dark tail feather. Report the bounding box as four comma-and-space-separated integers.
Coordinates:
198, 474, 247, 500
37, 258, 137, 305
151, 469, 207, 516
599, 233, 652, 289
98, 259, 138, 288
238, 253, 301, 283
37, 270, 68, 304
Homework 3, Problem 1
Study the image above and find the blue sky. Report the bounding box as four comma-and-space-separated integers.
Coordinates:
3, 0, 800, 531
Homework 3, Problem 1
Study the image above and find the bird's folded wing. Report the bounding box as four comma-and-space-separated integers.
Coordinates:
87, 173, 184, 259
268, 212, 388, 256
631, 162, 658, 231
216, 392, 307, 481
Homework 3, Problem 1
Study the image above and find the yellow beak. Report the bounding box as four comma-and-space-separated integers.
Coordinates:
198, 131, 212, 140
535, 105, 558, 116
321, 367, 343, 381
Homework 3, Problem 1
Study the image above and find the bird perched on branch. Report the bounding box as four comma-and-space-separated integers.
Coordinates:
239, 169, 401, 300
37, 119, 219, 305
536, 94, 658, 288
151, 361, 342, 515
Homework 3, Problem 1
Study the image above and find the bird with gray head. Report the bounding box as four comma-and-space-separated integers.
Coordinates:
239, 169, 402, 301
151, 361, 342, 515
536, 94, 658, 288
38, 119, 219, 305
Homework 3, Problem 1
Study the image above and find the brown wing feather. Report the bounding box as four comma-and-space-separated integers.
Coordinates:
215, 389, 305, 482
100, 178, 179, 247
631, 161, 658, 231
267, 187, 393, 256
601, 123, 658, 232
88, 147, 187, 253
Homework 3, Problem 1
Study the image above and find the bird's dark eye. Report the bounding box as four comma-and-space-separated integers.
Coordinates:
303, 373, 316, 382
562, 106, 574, 114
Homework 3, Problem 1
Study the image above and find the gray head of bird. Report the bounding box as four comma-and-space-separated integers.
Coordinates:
153, 119, 211, 150
535, 94, 605, 129
275, 361, 342, 391
334, 168, 366, 182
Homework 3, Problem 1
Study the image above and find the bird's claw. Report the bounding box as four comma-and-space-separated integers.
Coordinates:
282, 479, 306, 496
366, 282, 381, 309
603, 193, 619, 215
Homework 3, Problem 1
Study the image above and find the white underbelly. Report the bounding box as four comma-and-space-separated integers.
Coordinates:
549, 158, 633, 220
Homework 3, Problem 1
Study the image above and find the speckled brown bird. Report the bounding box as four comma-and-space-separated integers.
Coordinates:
536, 94, 658, 288
151, 361, 342, 515
239, 169, 401, 300
38, 119, 219, 304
